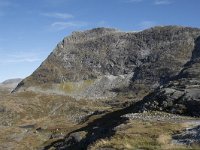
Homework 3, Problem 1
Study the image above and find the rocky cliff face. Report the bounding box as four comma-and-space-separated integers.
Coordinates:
14, 26, 200, 99
4, 26, 200, 149
136, 52, 200, 116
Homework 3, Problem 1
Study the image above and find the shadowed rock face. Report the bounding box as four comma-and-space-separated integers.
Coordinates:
14, 26, 200, 99
135, 36, 200, 116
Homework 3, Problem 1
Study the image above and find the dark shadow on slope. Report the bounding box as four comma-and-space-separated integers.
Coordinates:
43, 104, 138, 150
125, 36, 200, 118
180, 36, 200, 70
191, 36, 200, 60
160, 35, 200, 82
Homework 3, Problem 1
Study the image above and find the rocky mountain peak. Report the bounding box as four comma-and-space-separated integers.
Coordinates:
14, 26, 200, 100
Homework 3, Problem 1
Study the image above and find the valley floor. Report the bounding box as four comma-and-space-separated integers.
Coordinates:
0, 88, 200, 150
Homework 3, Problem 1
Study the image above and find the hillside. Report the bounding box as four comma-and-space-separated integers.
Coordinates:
1, 26, 200, 149
0, 78, 22, 91
136, 57, 200, 116
14, 26, 200, 100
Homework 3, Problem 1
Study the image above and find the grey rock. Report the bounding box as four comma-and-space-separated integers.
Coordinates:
172, 125, 200, 146
136, 57, 200, 116
13, 26, 200, 100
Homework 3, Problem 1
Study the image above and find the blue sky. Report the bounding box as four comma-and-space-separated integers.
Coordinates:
0, 0, 199, 82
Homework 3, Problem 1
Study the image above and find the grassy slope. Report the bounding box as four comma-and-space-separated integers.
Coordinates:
1, 88, 200, 150
0, 89, 111, 149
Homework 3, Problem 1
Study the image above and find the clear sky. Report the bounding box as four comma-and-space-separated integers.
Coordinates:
0, 0, 200, 82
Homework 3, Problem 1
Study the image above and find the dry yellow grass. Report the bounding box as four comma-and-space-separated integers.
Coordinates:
157, 134, 171, 145
60, 79, 95, 93
89, 120, 198, 150
1, 88, 200, 150
0, 89, 112, 149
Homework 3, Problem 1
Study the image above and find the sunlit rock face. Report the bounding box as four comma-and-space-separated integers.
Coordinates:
14, 26, 200, 99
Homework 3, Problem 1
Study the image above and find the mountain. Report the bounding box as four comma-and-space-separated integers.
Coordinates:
136, 54, 200, 117
1, 26, 200, 149
0, 78, 22, 90
14, 26, 200, 100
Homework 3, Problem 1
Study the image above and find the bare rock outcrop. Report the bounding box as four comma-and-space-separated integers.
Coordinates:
14, 26, 200, 99
135, 36, 200, 116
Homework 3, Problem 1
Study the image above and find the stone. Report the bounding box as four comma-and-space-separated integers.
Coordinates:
13, 26, 200, 100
